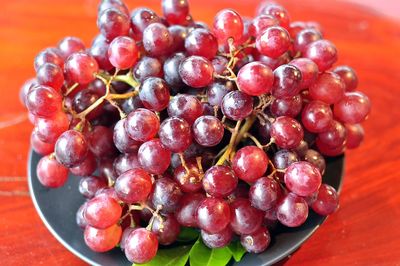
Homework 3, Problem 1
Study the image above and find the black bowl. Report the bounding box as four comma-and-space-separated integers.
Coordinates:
28, 150, 344, 266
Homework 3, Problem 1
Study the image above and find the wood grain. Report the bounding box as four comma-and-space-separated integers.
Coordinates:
0, 0, 399, 265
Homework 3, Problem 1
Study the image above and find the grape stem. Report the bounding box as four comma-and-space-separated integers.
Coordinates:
74, 71, 140, 120
64, 82, 79, 96
216, 120, 242, 165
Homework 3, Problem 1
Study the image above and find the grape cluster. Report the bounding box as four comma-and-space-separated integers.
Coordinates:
21, 0, 371, 264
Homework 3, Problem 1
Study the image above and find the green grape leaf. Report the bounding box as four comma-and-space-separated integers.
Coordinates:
133, 245, 191, 266
177, 227, 200, 242
189, 239, 233, 266
227, 241, 247, 262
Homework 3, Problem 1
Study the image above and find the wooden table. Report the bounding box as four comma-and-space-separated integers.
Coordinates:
0, 0, 399, 265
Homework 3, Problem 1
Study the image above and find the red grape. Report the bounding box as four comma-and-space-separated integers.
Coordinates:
249, 177, 283, 211
84, 194, 122, 229
108, 36, 139, 70
37, 154, 69, 188
311, 184, 339, 215
237, 62, 274, 96
138, 139, 171, 175
270, 116, 304, 149
276, 193, 308, 227
196, 197, 230, 233
232, 146, 268, 183
125, 108, 160, 142
84, 224, 122, 252
333, 91, 371, 124
179, 55, 214, 88
203, 165, 238, 198
201, 226, 233, 248
213, 9, 244, 44
240, 227, 271, 253
256, 26, 291, 59
284, 161, 322, 197
230, 198, 263, 235
115, 168, 152, 204
192, 115, 224, 147
124, 228, 158, 263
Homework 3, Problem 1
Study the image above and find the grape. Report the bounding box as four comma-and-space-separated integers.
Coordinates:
240, 227, 271, 253
113, 119, 140, 153
124, 228, 158, 263
36, 63, 64, 92
55, 130, 89, 168
87, 126, 118, 158
333, 91, 371, 124
125, 108, 160, 142
256, 26, 291, 59
175, 193, 205, 227
65, 52, 99, 84
162, 0, 189, 25
84, 224, 122, 252
70, 151, 97, 177
237, 62, 274, 96
76, 202, 88, 229
151, 214, 181, 245
345, 124, 364, 149
130, 8, 162, 40
26, 85, 62, 118
255, 52, 290, 71
98, 0, 129, 16
150, 177, 182, 213
169, 25, 188, 52
290, 58, 319, 90
192, 115, 224, 147
113, 152, 141, 176
167, 94, 202, 125
143, 23, 173, 57
185, 28, 218, 59
251, 15, 279, 36
122, 96, 144, 114
58, 37, 85, 59
232, 146, 268, 183
84, 194, 122, 229
302, 101, 333, 133
138, 139, 171, 175
270, 94, 302, 118
317, 120, 347, 148
120, 227, 135, 250
179, 55, 214, 88
256, 119, 272, 144
284, 161, 322, 196
97, 8, 130, 41
201, 226, 233, 248
293, 28, 322, 54
79, 176, 107, 199
207, 82, 231, 106
309, 72, 345, 104
273, 149, 299, 177
73, 90, 104, 120
203, 165, 238, 198
115, 168, 152, 203
90, 35, 113, 71
108, 36, 139, 70
133, 56, 163, 82
316, 140, 345, 157
258, 3, 290, 29
196, 197, 230, 233
249, 177, 283, 211
139, 77, 170, 111
31, 131, 54, 155
270, 116, 304, 149
35, 111, 69, 143
213, 9, 244, 44
173, 160, 203, 193
271, 64, 302, 98
34, 48, 64, 71
36, 154, 68, 188
230, 198, 263, 235
159, 117, 192, 153
311, 184, 339, 215
304, 149, 326, 174
221, 91, 253, 121
304, 40, 337, 72
211, 56, 229, 75
164, 53, 186, 90
333, 65, 358, 91
276, 193, 308, 227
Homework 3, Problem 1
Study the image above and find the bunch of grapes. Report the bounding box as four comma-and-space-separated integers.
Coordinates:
20, 0, 371, 264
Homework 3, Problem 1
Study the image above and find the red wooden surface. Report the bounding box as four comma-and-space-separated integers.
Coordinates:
0, 0, 399, 265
